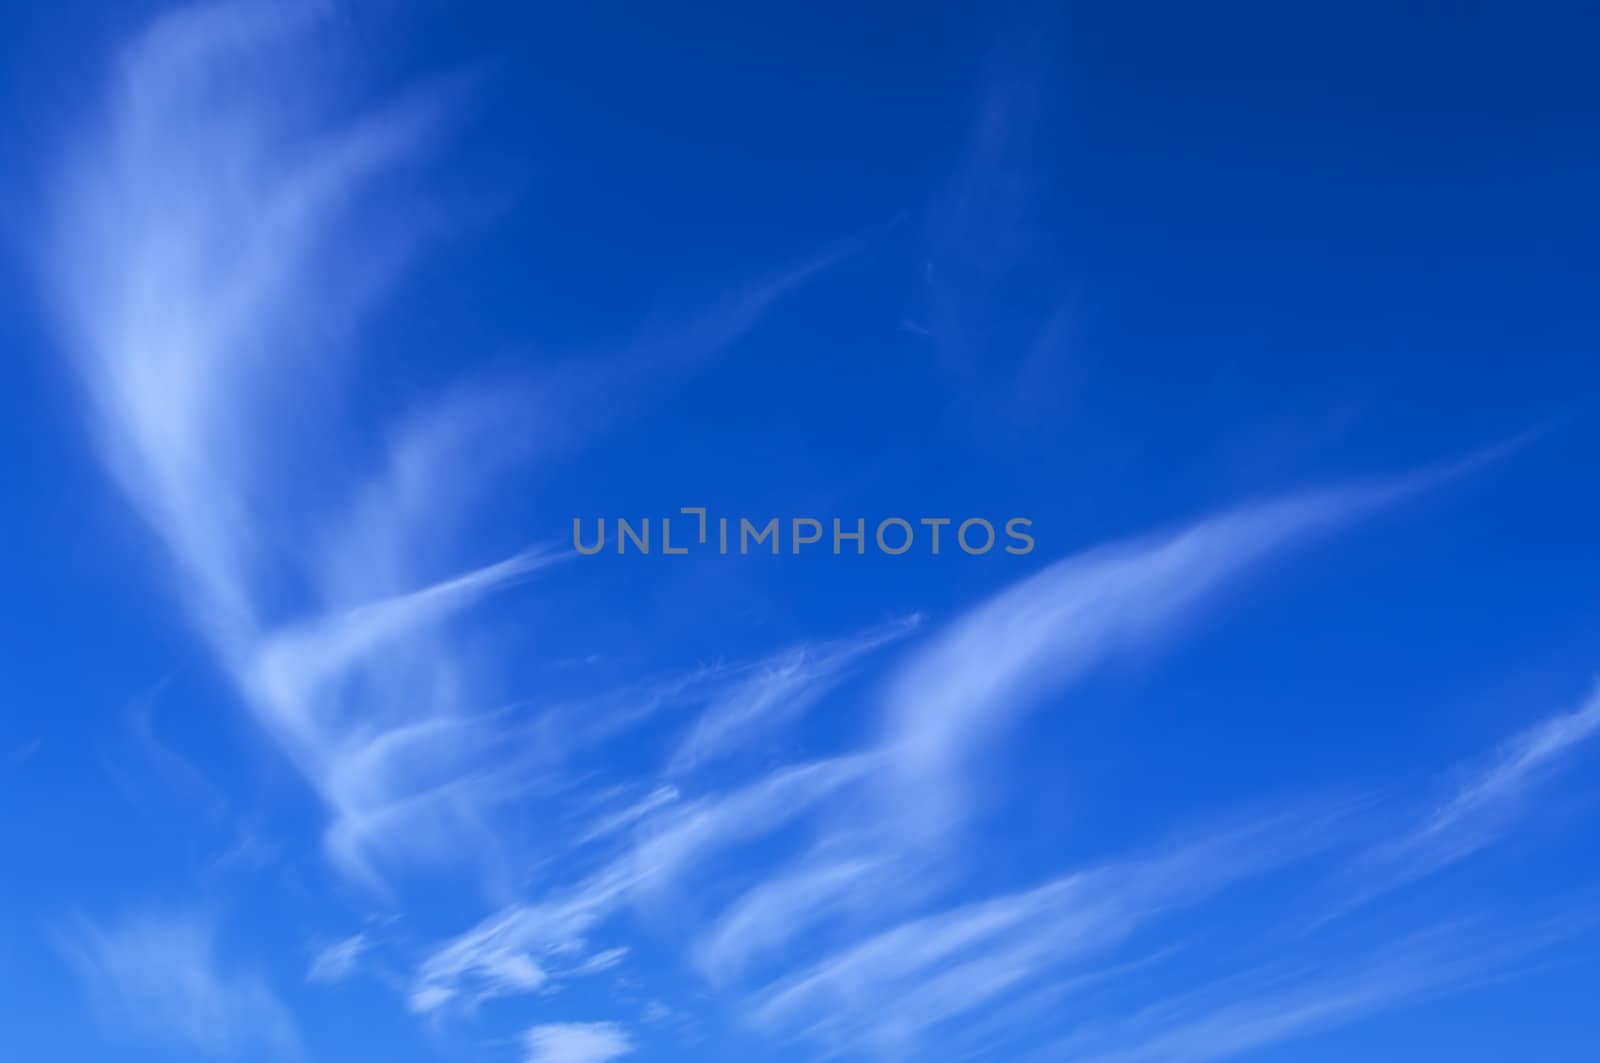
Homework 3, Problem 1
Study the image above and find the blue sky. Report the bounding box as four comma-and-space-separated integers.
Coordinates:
3, 2, 1600, 1061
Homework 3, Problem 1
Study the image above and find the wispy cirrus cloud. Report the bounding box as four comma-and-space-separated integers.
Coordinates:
44, 0, 531, 886
918, 17, 1062, 375
1413, 682, 1600, 859
695, 850, 886, 984
667, 614, 922, 775
411, 751, 876, 1015
572, 786, 681, 849
401, 615, 920, 1015
911, 10, 1090, 435
679, 481, 1432, 989
1328, 681, 1600, 918
1041, 914, 1595, 1063
747, 816, 1337, 1054
879, 478, 1431, 837
306, 932, 371, 985
727, 684, 1600, 1060
44, 0, 860, 890
353, 448, 1543, 1060
529, 615, 916, 773
524, 1022, 633, 1063
58, 909, 300, 1059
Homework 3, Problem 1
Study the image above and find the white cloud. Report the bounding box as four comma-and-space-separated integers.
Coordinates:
44, 0, 524, 886
695, 853, 884, 984
750, 817, 1334, 1053
879, 482, 1421, 838
630, 754, 877, 891
668, 615, 921, 775
568, 947, 629, 977
58, 909, 300, 1059
1332, 681, 1600, 915
45, 0, 858, 892
573, 786, 681, 848
524, 1022, 633, 1063
690, 481, 1435, 983
1043, 918, 1587, 1063
306, 933, 370, 984
410, 895, 577, 1013
1420, 681, 1600, 852
412, 753, 873, 1013
736, 676, 1597, 1060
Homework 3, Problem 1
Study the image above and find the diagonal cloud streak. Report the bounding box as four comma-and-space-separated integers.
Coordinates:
43, 0, 859, 888
880, 475, 1449, 837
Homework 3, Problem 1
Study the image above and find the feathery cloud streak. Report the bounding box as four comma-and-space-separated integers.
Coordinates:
1328, 680, 1600, 917
44, 0, 854, 885
880, 478, 1432, 834
524, 1022, 633, 1063
58, 909, 300, 1059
